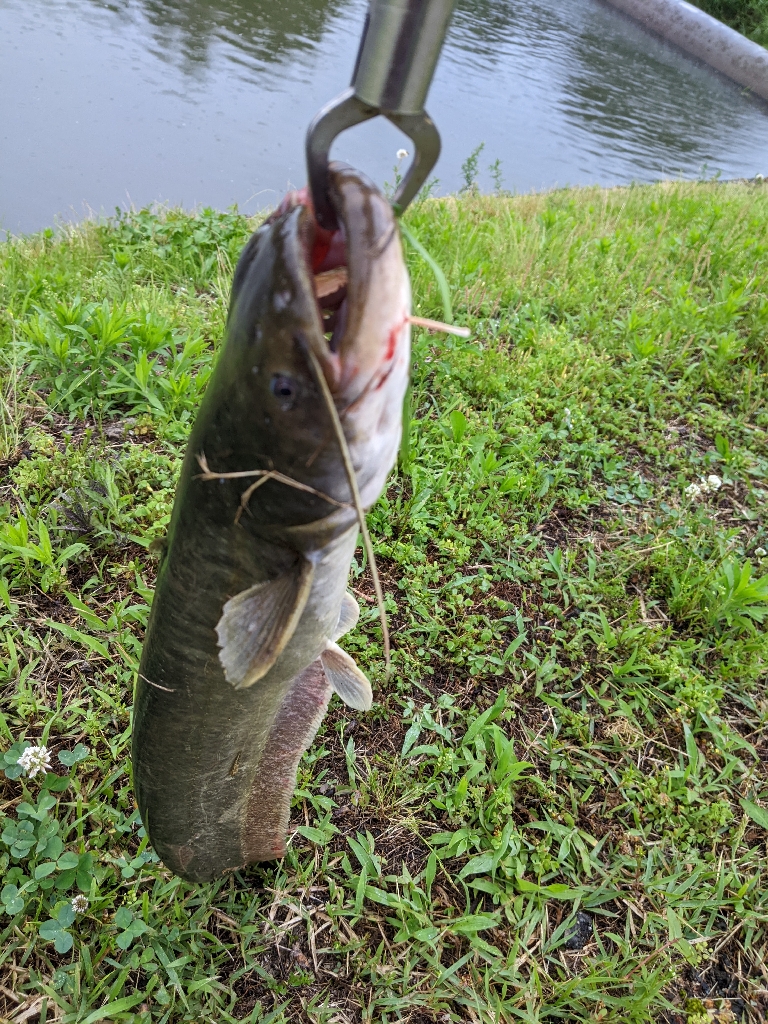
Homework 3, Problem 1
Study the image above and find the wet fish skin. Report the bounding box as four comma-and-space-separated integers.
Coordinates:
132, 165, 410, 882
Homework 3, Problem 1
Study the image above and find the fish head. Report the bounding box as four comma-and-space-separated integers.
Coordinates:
217, 164, 410, 525
318, 163, 412, 508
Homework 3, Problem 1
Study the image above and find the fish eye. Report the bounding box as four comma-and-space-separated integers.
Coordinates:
270, 373, 298, 410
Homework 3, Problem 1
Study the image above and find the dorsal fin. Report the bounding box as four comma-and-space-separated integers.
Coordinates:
216, 558, 314, 689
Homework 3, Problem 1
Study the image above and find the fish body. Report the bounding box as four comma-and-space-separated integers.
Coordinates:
132, 165, 410, 882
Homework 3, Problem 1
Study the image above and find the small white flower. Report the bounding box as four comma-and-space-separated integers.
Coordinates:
71, 894, 89, 914
685, 482, 702, 500
396, 148, 409, 160
755, 547, 766, 558
706, 474, 722, 491
16, 744, 52, 778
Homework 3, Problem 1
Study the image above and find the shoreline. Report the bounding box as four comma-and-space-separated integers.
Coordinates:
3, 175, 768, 242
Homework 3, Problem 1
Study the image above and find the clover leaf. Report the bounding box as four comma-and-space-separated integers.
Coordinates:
58, 744, 89, 768
43, 773, 71, 792
75, 852, 94, 892
113, 907, 149, 949
57, 903, 76, 928
0, 741, 29, 780
3, 819, 35, 858
39, 923, 73, 953
39, 903, 76, 953
1, 883, 24, 916
17, 793, 55, 821
40, 836, 64, 862
114, 906, 133, 929
53, 852, 95, 893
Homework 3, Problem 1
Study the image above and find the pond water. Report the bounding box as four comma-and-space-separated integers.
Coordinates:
2, 0, 768, 235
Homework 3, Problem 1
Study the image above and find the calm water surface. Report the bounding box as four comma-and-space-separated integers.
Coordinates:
2, 0, 768, 234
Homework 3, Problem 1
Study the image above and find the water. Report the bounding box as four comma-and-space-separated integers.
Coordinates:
1, 0, 767, 235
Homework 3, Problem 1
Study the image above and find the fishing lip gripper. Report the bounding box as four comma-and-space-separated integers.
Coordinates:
306, 0, 457, 230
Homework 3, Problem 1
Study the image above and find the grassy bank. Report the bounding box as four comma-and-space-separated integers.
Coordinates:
0, 180, 767, 1023
691, 0, 768, 47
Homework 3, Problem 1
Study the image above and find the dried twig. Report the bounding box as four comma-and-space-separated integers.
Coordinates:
196, 453, 350, 523
407, 315, 471, 338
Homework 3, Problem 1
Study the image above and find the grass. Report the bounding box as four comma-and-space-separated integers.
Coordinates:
0, 179, 767, 1023
690, 0, 768, 47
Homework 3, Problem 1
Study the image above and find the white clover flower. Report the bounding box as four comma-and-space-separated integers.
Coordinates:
685, 482, 702, 500
755, 547, 766, 558
706, 474, 722, 491
396, 148, 409, 160
16, 744, 52, 778
563, 407, 572, 428
71, 895, 89, 914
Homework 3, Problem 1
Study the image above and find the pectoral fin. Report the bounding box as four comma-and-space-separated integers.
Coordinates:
216, 558, 314, 689
332, 591, 360, 641
320, 641, 373, 712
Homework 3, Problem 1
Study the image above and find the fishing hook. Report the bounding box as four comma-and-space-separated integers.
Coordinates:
306, 0, 457, 230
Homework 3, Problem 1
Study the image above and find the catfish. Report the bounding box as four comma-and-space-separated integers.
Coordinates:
132, 164, 410, 882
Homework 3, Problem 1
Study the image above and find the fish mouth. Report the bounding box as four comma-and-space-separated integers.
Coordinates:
299, 185, 349, 355
275, 163, 410, 405
314, 267, 348, 355
272, 174, 349, 361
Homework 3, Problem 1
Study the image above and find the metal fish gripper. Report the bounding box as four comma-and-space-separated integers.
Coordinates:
306, 0, 457, 230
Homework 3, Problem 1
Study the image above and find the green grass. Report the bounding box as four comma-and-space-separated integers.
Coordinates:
1, 180, 767, 1022
690, 0, 768, 47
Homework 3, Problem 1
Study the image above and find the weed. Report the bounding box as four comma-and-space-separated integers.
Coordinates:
489, 157, 504, 195
460, 142, 485, 193
691, 0, 768, 47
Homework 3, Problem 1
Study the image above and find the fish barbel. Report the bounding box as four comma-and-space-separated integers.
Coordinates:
132, 164, 410, 882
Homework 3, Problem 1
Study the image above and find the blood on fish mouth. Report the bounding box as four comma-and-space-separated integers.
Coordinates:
310, 221, 347, 353
274, 185, 349, 353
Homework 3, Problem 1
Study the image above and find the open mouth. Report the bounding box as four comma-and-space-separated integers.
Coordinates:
314, 266, 349, 353
271, 182, 353, 357
305, 204, 350, 355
